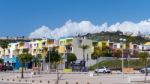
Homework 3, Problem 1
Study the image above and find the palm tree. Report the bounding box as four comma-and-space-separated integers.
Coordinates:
79, 45, 89, 61
138, 52, 149, 82
41, 47, 48, 71
18, 49, 33, 78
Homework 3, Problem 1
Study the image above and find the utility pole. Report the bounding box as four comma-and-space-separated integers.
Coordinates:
49, 47, 51, 73
120, 38, 126, 79
122, 48, 124, 79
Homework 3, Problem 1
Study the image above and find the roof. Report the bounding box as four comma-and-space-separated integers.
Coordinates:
59, 37, 73, 41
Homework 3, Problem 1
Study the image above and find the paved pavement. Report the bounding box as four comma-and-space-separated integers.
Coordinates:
0, 70, 150, 84
0, 81, 31, 84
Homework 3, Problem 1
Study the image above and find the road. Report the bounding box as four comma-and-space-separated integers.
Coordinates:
0, 71, 150, 84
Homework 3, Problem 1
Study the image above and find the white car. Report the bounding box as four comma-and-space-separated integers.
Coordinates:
140, 67, 150, 73
95, 67, 111, 73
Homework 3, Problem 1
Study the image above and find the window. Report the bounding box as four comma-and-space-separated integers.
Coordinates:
42, 42, 46, 46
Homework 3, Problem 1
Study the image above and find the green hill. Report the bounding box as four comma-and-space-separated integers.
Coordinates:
84, 31, 150, 44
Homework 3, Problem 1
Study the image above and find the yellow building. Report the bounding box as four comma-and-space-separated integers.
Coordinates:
59, 37, 73, 53
92, 41, 110, 50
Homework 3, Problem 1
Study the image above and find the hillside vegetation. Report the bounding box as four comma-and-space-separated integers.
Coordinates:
89, 59, 150, 70
84, 31, 150, 44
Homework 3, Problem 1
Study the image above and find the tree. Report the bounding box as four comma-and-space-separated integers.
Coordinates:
18, 49, 33, 78
138, 52, 149, 82
91, 46, 103, 75
66, 53, 77, 68
45, 47, 61, 69
132, 50, 139, 57
0, 58, 4, 64
67, 53, 77, 63
42, 47, 48, 58
113, 49, 122, 59
33, 54, 42, 74
101, 46, 112, 57
113, 49, 122, 69
0, 41, 9, 57
91, 46, 101, 60
41, 47, 48, 71
79, 45, 89, 61
45, 47, 61, 84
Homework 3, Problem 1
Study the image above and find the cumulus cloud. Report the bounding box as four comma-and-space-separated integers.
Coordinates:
29, 19, 150, 39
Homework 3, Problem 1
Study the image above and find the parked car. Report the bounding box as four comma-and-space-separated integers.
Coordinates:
0, 64, 13, 71
0, 64, 6, 71
140, 67, 150, 73
95, 67, 111, 73
6, 66, 13, 70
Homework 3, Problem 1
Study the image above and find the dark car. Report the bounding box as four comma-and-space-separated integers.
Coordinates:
0, 64, 13, 71
6, 66, 13, 70
0, 64, 6, 71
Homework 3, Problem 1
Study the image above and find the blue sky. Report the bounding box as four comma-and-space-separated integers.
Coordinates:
0, 0, 150, 37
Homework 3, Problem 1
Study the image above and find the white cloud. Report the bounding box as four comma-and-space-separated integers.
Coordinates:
29, 19, 150, 39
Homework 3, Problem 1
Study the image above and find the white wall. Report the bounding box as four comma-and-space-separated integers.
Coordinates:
72, 37, 93, 60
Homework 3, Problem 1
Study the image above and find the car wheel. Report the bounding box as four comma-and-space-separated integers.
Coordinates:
141, 70, 145, 74
103, 71, 106, 74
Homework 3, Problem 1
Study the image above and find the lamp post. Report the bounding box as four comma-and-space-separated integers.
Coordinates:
48, 47, 51, 73
120, 38, 126, 79
121, 46, 124, 78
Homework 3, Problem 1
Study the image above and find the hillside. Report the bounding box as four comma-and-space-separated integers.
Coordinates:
83, 31, 150, 44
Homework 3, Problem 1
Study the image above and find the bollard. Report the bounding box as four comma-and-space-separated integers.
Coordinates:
25, 80, 27, 82
48, 81, 50, 83
12, 79, 15, 81
19, 80, 21, 82
7, 79, 9, 81
1, 78, 3, 80
66, 81, 68, 84
99, 83, 102, 84
76, 81, 78, 84
32, 80, 34, 82
40, 80, 42, 83
87, 82, 90, 84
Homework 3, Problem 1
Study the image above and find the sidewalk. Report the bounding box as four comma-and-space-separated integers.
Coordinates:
0, 70, 148, 84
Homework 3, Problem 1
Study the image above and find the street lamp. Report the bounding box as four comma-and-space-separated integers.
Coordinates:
119, 38, 126, 79
48, 47, 51, 73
